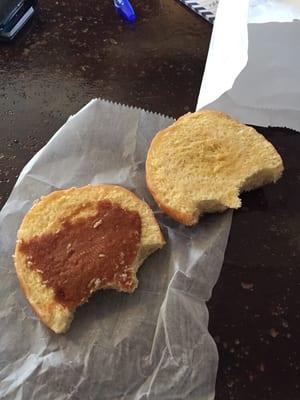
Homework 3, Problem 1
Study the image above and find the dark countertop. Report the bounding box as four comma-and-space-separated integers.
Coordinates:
210, 127, 300, 400
0, 1, 299, 399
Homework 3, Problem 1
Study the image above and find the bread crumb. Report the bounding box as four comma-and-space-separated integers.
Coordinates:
88, 279, 95, 288
98, 253, 106, 258
282, 320, 288, 328
270, 328, 279, 338
241, 282, 254, 290
93, 219, 103, 228
94, 278, 101, 287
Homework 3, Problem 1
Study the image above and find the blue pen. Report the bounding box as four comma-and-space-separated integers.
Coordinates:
113, 0, 136, 23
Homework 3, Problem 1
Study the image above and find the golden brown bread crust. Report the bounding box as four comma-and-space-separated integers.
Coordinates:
146, 110, 284, 225
146, 188, 196, 226
16, 264, 70, 332
14, 184, 165, 333
15, 263, 73, 333
146, 183, 227, 225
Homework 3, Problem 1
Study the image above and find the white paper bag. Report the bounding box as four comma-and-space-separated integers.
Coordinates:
198, 0, 300, 132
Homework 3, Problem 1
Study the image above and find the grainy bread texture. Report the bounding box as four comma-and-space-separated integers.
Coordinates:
146, 110, 284, 225
14, 185, 165, 333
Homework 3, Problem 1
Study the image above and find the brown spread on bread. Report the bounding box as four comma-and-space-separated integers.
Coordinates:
18, 200, 141, 309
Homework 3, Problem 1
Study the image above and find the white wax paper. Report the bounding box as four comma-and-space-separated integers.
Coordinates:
197, 0, 300, 132
0, 99, 231, 400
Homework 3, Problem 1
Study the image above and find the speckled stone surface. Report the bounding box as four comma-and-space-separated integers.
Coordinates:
0, 1, 299, 399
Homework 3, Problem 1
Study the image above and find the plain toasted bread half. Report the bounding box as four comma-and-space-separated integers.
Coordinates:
146, 110, 284, 225
14, 184, 165, 333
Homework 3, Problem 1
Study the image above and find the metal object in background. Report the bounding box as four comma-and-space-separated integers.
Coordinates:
176, 0, 217, 24
0, 0, 38, 41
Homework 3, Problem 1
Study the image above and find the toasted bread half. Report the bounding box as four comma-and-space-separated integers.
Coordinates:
146, 110, 283, 225
14, 185, 165, 333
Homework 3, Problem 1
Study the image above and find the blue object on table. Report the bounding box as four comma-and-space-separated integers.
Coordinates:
113, 0, 136, 23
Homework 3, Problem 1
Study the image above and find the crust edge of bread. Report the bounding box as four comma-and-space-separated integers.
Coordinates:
14, 254, 74, 334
